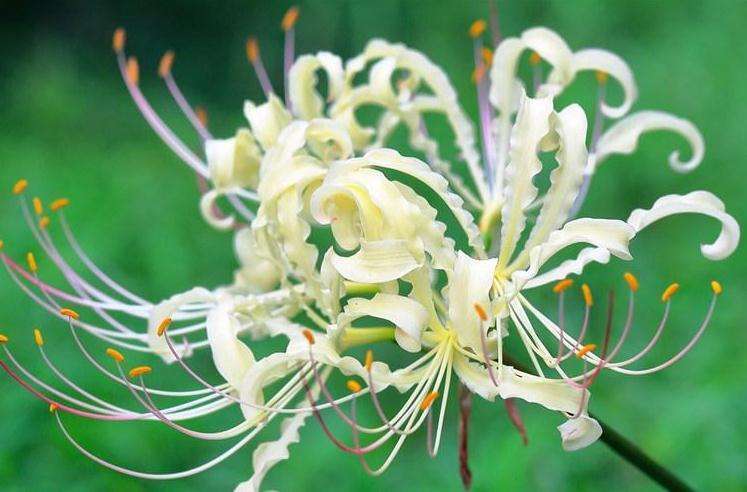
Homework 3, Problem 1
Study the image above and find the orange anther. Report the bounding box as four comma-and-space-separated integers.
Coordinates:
623, 272, 639, 292
12, 179, 28, 195
26, 252, 38, 273
246, 37, 259, 63
0, 334, 8, 343
553, 279, 574, 294
129, 366, 152, 378
106, 348, 125, 363
158, 50, 175, 78
364, 350, 374, 372
576, 343, 597, 358
281, 6, 300, 31
419, 391, 439, 411
59, 308, 80, 320
529, 51, 542, 66
34, 328, 44, 346
595, 70, 609, 85
711, 280, 722, 295
113, 28, 126, 52
469, 19, 487, 39
32, 197, 43, 215
473, 303, 488, 322
50, 198, 70, 212
581, 284, 593, 307
302, 329, 315, 345
39, 216, 50, 229
156, 317, 172, 337
126, 56, 139, 85
481, 47, 493, 67
661, 283, 680, 302
195, 106, 208, 127
346, 380, 362, 393
49, 403, 59, 413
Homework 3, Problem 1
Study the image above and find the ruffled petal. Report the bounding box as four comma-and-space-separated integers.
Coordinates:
205, 128, 261, 190
288, 52, 344, 120
244, 94, 292, 151
498, 94, 554, 267
594, 110, 704, 173
627, 191, 740, 260
200, 188, 235, 230
233, 227, 282, 293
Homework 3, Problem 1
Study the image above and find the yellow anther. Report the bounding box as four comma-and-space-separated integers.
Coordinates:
34, 328, 44, 347
158, 50, 175, 78
112, 28, 126, 53
419, 391, 439, 411
553, 278, 574, 294
481, 47, 493, 67
246, 37, 259, 63
49, 403, 59, 413
39, 216, 50, 229
364, 349, 374, 372
302, 329, 315, 345
710, 280, 723, 295
595, 70, 609, 85
26, 252, 38, 273
59, 308, 80, 320
12, 179, 28, 195
106, 348, 125, 363
0, 334, 8, 343
581, 284, 593, 307
576, 343, 597, 358
126, 56, 139, 85
195, 106, 208, 127
50, 198, 70, 212
661, 283, 680, 302
156, 317, 172, 337
32, 197, 43, 215
473, 303, 488, 322
468, 19, 487, 39
0, 239, 4, 249
346, 380, 362, 393
529, 51, 542, 66
471, 65, 487, 84
129, 366, 152, 378
281, 6, 300, 31
623, 272, 639, 292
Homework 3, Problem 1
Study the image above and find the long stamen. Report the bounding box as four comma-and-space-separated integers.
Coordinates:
246, 37, 274, 96
281, 6, 299, 108
158, 51, 212, 141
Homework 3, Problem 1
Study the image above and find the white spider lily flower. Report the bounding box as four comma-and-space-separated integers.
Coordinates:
0, 7, 740, 491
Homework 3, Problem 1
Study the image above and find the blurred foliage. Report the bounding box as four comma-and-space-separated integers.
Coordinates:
1, 0, 745, 490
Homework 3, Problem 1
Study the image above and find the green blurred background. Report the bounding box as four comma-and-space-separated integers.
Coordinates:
1, 0, 745, 490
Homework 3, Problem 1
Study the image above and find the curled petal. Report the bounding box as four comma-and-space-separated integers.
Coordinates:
243, 94, 292, 151
571, 48, 637, 118
205, 128, 261, 190
595, 110, 704, 173
523, 247, 612, 290
200, 188, 235, 230
232, 228, 282, 294
557, 414, 603, 451
289, 52, 344, 120
338, 293, 428, 353
627, 191, 740, 261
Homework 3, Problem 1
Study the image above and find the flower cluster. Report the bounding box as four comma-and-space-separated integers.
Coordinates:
0, 7, 739, 490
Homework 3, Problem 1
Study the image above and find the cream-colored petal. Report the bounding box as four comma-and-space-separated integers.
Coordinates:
232, 227, 281, 293
147, 287, 215, 363
594, 110, 704, 173
205, 128, 261, 190
330, 239, 421, 284
447, 252, 498, 351
199, 188, 235, 230
288, 52, 344, 120
206, 301, 255, 388
557, 414, 603, 451
244, 94, 292, 151
627, 191, 740, 261
522, 247, 612, 290
339, 293, 428, 352
498, 94, 554, 267
571, 49, 636, 118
